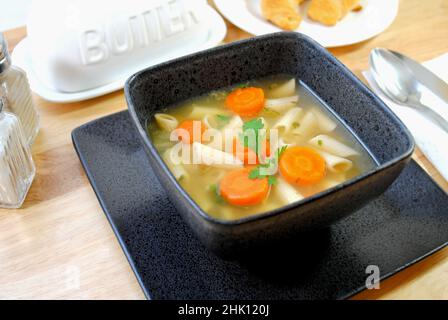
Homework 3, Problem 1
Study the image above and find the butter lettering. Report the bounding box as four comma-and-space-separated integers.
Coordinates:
78, 0, 201, 65
79, 29, 109, 65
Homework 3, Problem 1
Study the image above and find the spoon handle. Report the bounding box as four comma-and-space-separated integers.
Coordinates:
414, 101, 448, 133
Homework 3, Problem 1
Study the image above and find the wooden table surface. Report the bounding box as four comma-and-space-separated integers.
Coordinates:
1, 0, 447, 300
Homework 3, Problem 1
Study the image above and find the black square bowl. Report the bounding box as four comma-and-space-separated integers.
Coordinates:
125, 32, 414, 257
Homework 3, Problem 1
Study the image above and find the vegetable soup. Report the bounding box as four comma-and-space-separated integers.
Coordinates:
148, 75, 376, 220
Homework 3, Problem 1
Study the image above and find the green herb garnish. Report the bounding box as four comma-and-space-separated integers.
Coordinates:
243, 118, 264, 132
248, 168, 261, 179
247, 146, 288, 186
267, 175, 277, 186
216, 114, 231, 121
276, 145, 288, 159
318, 139, 323, 146
240, 118, 265, 155
216, 114, 231, 126
262, 108, 281, 117
236, 82, 249, 89
209, 183, 224, 204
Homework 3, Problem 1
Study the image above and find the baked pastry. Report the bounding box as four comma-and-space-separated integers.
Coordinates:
307, 0, 343, 26
308, 0, 360, 26
341, 0, 361, 15
261, 0, 302, 30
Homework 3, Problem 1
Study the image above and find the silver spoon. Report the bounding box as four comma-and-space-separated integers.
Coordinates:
369, 48, 448, 132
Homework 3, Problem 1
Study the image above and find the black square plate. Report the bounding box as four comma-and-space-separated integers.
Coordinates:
72, 111, 448, 299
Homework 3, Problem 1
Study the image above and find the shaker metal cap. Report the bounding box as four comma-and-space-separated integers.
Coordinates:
0, 33, 11, 74
0, 95, 4, 114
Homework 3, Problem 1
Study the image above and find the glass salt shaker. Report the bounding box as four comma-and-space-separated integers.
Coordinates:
0, 33, 39, 146
0, 95, 36, 208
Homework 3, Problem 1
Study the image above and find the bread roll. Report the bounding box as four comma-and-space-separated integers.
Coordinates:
261, 0, 302, 30
308, 0, 360, 26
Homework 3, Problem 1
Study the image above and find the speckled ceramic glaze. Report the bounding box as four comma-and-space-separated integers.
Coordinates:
125, 32, 415, 255
72, 111, 448, 299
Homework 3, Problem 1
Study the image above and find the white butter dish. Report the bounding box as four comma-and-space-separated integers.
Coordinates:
12, 0, 227, 103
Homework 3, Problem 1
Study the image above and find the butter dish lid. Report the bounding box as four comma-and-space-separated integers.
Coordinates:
12, 0, 227, 103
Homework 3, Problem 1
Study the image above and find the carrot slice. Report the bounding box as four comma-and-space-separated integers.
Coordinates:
174, 120, 205, 144
279, 146, 326, 186
220, 168, 269, 206
225, 87, 265, 117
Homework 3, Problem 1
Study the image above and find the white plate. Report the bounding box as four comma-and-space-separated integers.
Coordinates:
214, 0, 398, 48
12, 6, 227, 103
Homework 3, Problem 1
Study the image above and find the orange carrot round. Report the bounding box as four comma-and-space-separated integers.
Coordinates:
220, 168, 269, 206
279, 146, 326, 186
175, 120, 205, 144
225, 87, 265, 117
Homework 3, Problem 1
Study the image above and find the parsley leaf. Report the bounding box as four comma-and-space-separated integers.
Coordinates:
216, 114, 231, 125
236, 82, 249, 89
247, 146, 289, 186
241, 118, 265, 154
242, 118, 264, 131
262, 108, 280, 117
248, 167, 261, 179
209, 184, 224, 204
318, 139, 323, 146
267, 175, 277, 186
276, 145, 288, 159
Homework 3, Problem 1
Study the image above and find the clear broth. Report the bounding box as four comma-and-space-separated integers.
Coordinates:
148, 75, 376, 220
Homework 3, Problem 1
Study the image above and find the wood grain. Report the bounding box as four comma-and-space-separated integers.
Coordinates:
0, 0, 447, 299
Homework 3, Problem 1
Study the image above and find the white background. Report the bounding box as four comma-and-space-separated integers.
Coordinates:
0, 0, 32, 31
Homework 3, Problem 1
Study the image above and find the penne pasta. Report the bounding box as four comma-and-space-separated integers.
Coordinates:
189, 106, 226, 119
223, 115, 243, 131
163, 149, 188, 181
315, 149, 353, 173
273, 107, 302, 134
312, 108, 337, 132
207, 170, 226, 185
319, 177, 344, 190
221, 115, 244, 145
309, 135, 360, 157
259, 117, 269, 130
192, 142, 243, 168
203, 114, 219, 129
275, 177, 304, 203
265, 95, 299, 113
154, 113, 178, 132
269, 78, 296, 98
278, 137, 296, 148
203, 128, 224, 150
292, 110, 319, 138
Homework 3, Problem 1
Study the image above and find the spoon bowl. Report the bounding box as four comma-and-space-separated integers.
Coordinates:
370, 49, 421, 105
369, 48, 448, 132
